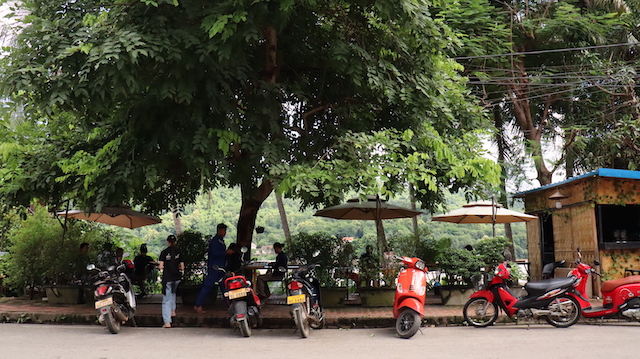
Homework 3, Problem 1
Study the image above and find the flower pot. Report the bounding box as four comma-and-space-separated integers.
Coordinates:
320, 286, 347, 307
438, 285, 475, 306
359, 287, 396, 307
44, 285, 83, 304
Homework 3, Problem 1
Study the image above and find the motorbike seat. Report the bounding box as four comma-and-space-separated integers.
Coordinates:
601, 275, 640, 293
524, 277, 575, 295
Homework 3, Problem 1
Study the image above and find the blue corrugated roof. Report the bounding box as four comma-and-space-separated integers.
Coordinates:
512, 168, 640, 197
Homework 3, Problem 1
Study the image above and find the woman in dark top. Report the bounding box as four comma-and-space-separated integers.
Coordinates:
158, 235, 184, 328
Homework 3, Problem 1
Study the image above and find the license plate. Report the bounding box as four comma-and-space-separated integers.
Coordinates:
287, 294, 306, 304
94, 297, 113, 309
228, 288, 247, 300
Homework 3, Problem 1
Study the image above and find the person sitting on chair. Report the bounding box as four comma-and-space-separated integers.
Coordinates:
256, 242, 288, 300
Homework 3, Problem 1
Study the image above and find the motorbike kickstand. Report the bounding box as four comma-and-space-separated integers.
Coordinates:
130, 317, 137, 328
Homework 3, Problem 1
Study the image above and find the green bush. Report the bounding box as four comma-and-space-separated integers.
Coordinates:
177, 230, 207, 285
474, 237, 511, 272
436, 247, 483, 286
288, 232, 354, 287
3, 206, 124, 297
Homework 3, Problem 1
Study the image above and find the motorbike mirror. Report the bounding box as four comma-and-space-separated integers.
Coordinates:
312, 250, 321, 258
277, 266, 287, 273
594, 260, 600, 266
86, 264, 96, 271
240, 247, 248, 253
123, 251, 130, 258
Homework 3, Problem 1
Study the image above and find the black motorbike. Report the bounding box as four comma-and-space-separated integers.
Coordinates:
287, 263, 325, 337
87, 262, 137, 334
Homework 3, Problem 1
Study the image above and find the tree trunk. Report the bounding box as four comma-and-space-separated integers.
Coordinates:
494, 106, 515, 256
409, 185, 419, 237
236, 182, 274, 252
172, 208, 183, 235
508, 56, 553, 186
275, 192, 291, 245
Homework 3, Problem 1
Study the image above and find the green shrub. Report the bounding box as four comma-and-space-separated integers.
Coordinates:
288, 232, 354, 287
436, 247, 483, 285
177, 230, 207, 285
3, 206, 125, 297
475, 237, 511, 272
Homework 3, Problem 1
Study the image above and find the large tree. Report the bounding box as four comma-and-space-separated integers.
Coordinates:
439, 0, 639, 187
0, 0, 498, 248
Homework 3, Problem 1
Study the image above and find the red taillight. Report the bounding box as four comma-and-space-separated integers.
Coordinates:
288, 281, 302, 291
237, 314, 245, 318
228, 280, 243, 290
96, 285, 108, 296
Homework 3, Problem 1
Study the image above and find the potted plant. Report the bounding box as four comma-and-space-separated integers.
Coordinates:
435, 237, 514, 305
175, 230, 211, 306
355, 247, 397, 307
289, 232, 353, 307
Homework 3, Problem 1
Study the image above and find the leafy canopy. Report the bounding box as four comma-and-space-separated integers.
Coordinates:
1, 0, 497, 230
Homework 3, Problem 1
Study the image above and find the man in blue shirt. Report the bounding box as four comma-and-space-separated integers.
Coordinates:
194, 223, 229, 314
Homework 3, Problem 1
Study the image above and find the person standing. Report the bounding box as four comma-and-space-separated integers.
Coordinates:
256, 242, 288, 300
158, 235, 184, 328
194, 223, 229, 314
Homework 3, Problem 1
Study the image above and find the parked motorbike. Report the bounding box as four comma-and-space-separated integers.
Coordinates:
463, 261, 581, 328
393, 256, 428, 339
219, 247, 261, 337
570, 250, 640, 322
287, 262, 325, 338
87, 261, 137, 334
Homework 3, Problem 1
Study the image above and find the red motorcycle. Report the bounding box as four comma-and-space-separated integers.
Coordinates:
570, 251, 640, 322
393, 256, 428, 338
463, 261, 582, 328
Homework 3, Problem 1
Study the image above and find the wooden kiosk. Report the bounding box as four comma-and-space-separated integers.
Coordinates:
513, 168, 640, 297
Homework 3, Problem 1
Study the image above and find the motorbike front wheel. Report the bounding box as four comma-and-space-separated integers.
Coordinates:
105, 311, 121, 334
309, 306, 325, 329
395, 308, 421, 339
545, 295, 581, 328
463, 297, 498, 327
294, 304, 311, 338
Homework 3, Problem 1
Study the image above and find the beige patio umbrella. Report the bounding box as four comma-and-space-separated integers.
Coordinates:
57, 206, 162, 229
314, 195, 423, 252
431, 201, 537, 236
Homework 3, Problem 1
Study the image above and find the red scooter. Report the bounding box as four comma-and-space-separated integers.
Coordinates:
393, 256, 428, 338
570, 251, 640, 322
463, 261, 582, 328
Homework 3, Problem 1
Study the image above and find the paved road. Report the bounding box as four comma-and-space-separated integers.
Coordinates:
1, 322, 639, 359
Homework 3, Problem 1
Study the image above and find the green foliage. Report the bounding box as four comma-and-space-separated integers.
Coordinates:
436, 236, 512, 285
288, 232, 354, 287
474, 236, 511, 271
3, 206, 121, 295
0, 0, 495, 253
436, 247, 483, 286
176, 230, 207, 286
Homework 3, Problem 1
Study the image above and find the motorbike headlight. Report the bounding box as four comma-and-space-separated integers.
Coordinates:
415, 260, 426, 271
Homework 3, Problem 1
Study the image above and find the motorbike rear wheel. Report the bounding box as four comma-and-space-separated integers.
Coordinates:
105, 311, 121, 334
545, 295, 581, 328
294, 304, 311, 338
463, 297, 498, 327
232, 301, 251, 337
395, 308, 421, 339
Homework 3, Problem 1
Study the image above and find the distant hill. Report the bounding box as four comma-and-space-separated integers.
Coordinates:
127, 188, 528, 261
